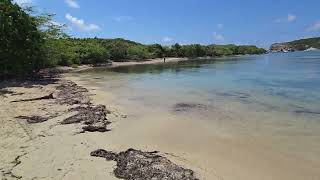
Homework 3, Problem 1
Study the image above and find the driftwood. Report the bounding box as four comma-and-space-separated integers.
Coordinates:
11, 93, 54, 103
91, 149, 199, 180
16, 116, 49, 124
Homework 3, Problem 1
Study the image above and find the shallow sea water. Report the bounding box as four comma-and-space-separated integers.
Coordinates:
75, 51, 320, 180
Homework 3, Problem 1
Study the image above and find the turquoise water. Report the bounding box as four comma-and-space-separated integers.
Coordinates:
78, 50, 320, 144
83, 51, 320, 117
75, 51, 320, 179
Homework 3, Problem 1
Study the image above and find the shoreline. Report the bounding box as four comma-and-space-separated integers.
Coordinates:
72, 55, 250, 72
2, 56, 320, 179
72, 57, 201, 73
0, 73, 201, 180
67, 72, 320, 180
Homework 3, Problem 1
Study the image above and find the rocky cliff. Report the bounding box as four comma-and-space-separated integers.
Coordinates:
270, 43, 294, 52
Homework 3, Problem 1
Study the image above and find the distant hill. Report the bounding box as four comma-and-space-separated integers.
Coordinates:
270, 37, 320, 52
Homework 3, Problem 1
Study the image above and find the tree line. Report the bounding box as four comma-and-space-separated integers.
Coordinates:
0, 0, 266, 79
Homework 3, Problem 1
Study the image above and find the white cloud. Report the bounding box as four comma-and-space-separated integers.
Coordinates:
213, 32, 224, 41
65, 14, 100, 32
13, 0, 32, 6
217, 24, 224, 29
65, 0, 80, 9
163, 37, 173, 42
287, 14, 297, 22
275, 14, 297, 23
306, 22, 320, 32
114, 16, 134, 22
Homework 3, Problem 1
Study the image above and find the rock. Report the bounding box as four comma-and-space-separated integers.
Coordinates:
270, 37, 320, 52
270, 43, 295, 52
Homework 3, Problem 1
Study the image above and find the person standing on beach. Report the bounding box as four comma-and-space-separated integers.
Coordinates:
164, 57, 166, 63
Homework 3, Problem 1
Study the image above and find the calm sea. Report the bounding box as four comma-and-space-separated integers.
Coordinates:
75, 51, 320, 179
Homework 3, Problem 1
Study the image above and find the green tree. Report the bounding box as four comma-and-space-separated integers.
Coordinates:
127, 45, 151, 60
147, 44, 164, 58
79, 43, 110, 64
172, 43, 182, 57
0, 0, 44, 78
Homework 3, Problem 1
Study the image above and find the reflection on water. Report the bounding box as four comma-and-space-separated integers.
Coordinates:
86, 56, 258, 74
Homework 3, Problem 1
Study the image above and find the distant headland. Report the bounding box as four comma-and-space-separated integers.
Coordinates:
270, 37, 320, 52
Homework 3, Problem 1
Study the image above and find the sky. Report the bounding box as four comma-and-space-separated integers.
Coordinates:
14, 0, 320, 48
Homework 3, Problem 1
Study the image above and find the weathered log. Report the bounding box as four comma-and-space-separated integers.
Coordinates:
11, 93, 54, 103
16, 116, 49, 123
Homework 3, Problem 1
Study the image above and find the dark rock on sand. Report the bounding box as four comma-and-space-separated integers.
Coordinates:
91, 149, 199, 180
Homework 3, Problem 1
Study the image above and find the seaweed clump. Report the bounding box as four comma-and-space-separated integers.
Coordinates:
91, 149, 199, 180
62, 105, 111, 132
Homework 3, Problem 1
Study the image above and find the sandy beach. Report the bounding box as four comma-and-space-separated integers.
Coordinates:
111, 57, 190, 67
3, 0, 319, 179
1, 64, 320, 180
73, 57, 215, 73
0, 72, 202, 180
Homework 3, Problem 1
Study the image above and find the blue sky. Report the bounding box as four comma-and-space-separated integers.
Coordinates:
14, 0, 320, 48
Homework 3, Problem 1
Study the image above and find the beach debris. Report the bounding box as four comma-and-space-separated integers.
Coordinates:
91, 148, 199, 180
11, 93, 54, 103
16, 116, 49, 124
55, 81, 90, 105
121, 115, 127, 118
55, 80, 112, 133
1, 153, 28, 179
62, 104, 111, 132
0, 89, 24, 98
173, 103, 208, 112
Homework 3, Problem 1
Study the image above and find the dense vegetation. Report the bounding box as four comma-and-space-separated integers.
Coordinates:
59, 39, 266, 64
0, 0, 266, 79
286, 37, 320, 50
270, 37, 320, 52
0, 0, 44, 78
